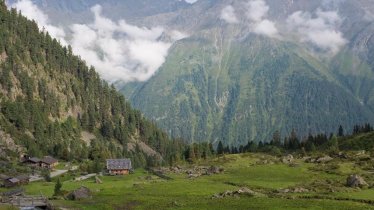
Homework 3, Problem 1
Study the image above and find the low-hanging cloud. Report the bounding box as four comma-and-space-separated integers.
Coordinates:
246, 0, 279, 38
10, 0, 67, 45
287, 9, 347, 55
70, 5, 174, 82
10, 0, 187, 83
221, 5, 239, 24
220, 0, 279, 38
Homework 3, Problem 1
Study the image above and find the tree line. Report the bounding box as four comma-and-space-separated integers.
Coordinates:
216, 123, 374, 155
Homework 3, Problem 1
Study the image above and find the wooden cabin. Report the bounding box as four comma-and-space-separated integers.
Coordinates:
4, 175, 30, 188
22, 157, 41, 167
22, 155, 58, 169
40, 156, 59, 169
106, 159, 132, 175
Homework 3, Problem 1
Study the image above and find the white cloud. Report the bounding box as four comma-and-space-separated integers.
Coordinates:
184, 0, 199, 4
287, 9, 347, 55
221, 5, 239, 24
253, 20, 278, 37
246, 0, 269, 22
246, 0, 279, 37
11, 0, 188, 83
10, 0, 67, 45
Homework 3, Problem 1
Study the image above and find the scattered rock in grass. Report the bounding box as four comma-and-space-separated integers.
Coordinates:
207, 166, 221, 174
316, 156, 333, 163
346, 174, 368, 188
212, 188, 257, 199
281, 154, 294, 164
338, 152, 349, 159
278, 187, 309, 193
156, 165, 224, 178
236, 187, 257, 195
66, 186, 91, 200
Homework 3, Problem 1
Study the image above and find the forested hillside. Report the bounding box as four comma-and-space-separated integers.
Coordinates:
0, 1, 184, 167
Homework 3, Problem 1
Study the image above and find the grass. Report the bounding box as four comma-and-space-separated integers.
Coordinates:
4, 153, 374, 210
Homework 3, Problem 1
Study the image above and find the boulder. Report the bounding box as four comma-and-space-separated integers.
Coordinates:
316, 156, 333, 163
346, 175, 368, 188
207, 166, 221, 174
212, 188, 257, 199
67, 186, 91, 200
293, 187, 309, 193
236, 187, 256, 196
278, 187, 309, 193
281, 154, 294, 164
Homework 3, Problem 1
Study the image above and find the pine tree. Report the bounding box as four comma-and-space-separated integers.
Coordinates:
217, 141, 224, 155
338, 125, 344, 137
54, 178, 62, 196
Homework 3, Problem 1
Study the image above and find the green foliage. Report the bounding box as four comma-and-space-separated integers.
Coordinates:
41, 169, 51, 182
54, 178, 63, 196
0, 1, 184, 164
19, 154, 374, 210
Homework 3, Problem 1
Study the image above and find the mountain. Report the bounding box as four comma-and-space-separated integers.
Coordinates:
0, 1, 184, 166
121, 0, 374, 145
14, 0, 374, 146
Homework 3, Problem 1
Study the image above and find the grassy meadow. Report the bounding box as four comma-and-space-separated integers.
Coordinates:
1, 153, 373, 210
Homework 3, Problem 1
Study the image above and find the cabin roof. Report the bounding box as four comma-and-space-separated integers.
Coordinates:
40, 156, 58, 165
22, 157, 41, 164
15, 175, 29, 181
7, 178, 20, 183
106, 159, 132, 170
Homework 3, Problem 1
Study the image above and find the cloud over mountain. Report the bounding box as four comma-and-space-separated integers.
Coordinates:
287, 9, 347, 54
221, 5, 239, 24
10, 0, 186, 83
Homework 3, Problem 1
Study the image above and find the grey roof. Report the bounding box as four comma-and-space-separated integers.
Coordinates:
40, 156, 58, 165
106, 159, 132, 170
29, 157, 41, 163
15, 175, 29, 181
7, 178, 20, 183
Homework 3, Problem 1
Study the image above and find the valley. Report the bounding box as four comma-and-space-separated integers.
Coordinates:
1, 0, 374, 209
2, 145, 374, 210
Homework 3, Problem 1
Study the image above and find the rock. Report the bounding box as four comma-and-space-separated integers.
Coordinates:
278, 188, 290, 193
278, 187, 309, 193
211, 193, 222, 199
95, 176, 102, 184
236, 187, 256, 196
316, 156, 333, 163
338, 152, 349, 159
346, 174, 368, 188
208, 166, 221, 174
212, 188, 257, 199
187, 174, 200, 179
281, 154, 294, 164
66, 186, 91, 200
293, 187, 309, 193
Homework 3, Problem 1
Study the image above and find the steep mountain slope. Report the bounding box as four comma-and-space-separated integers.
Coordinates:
127, 32, 374, 145
7, 0, 191, 24
121, 0, 374, 144
16, 0, 374, 146
0, 1, 183, 164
